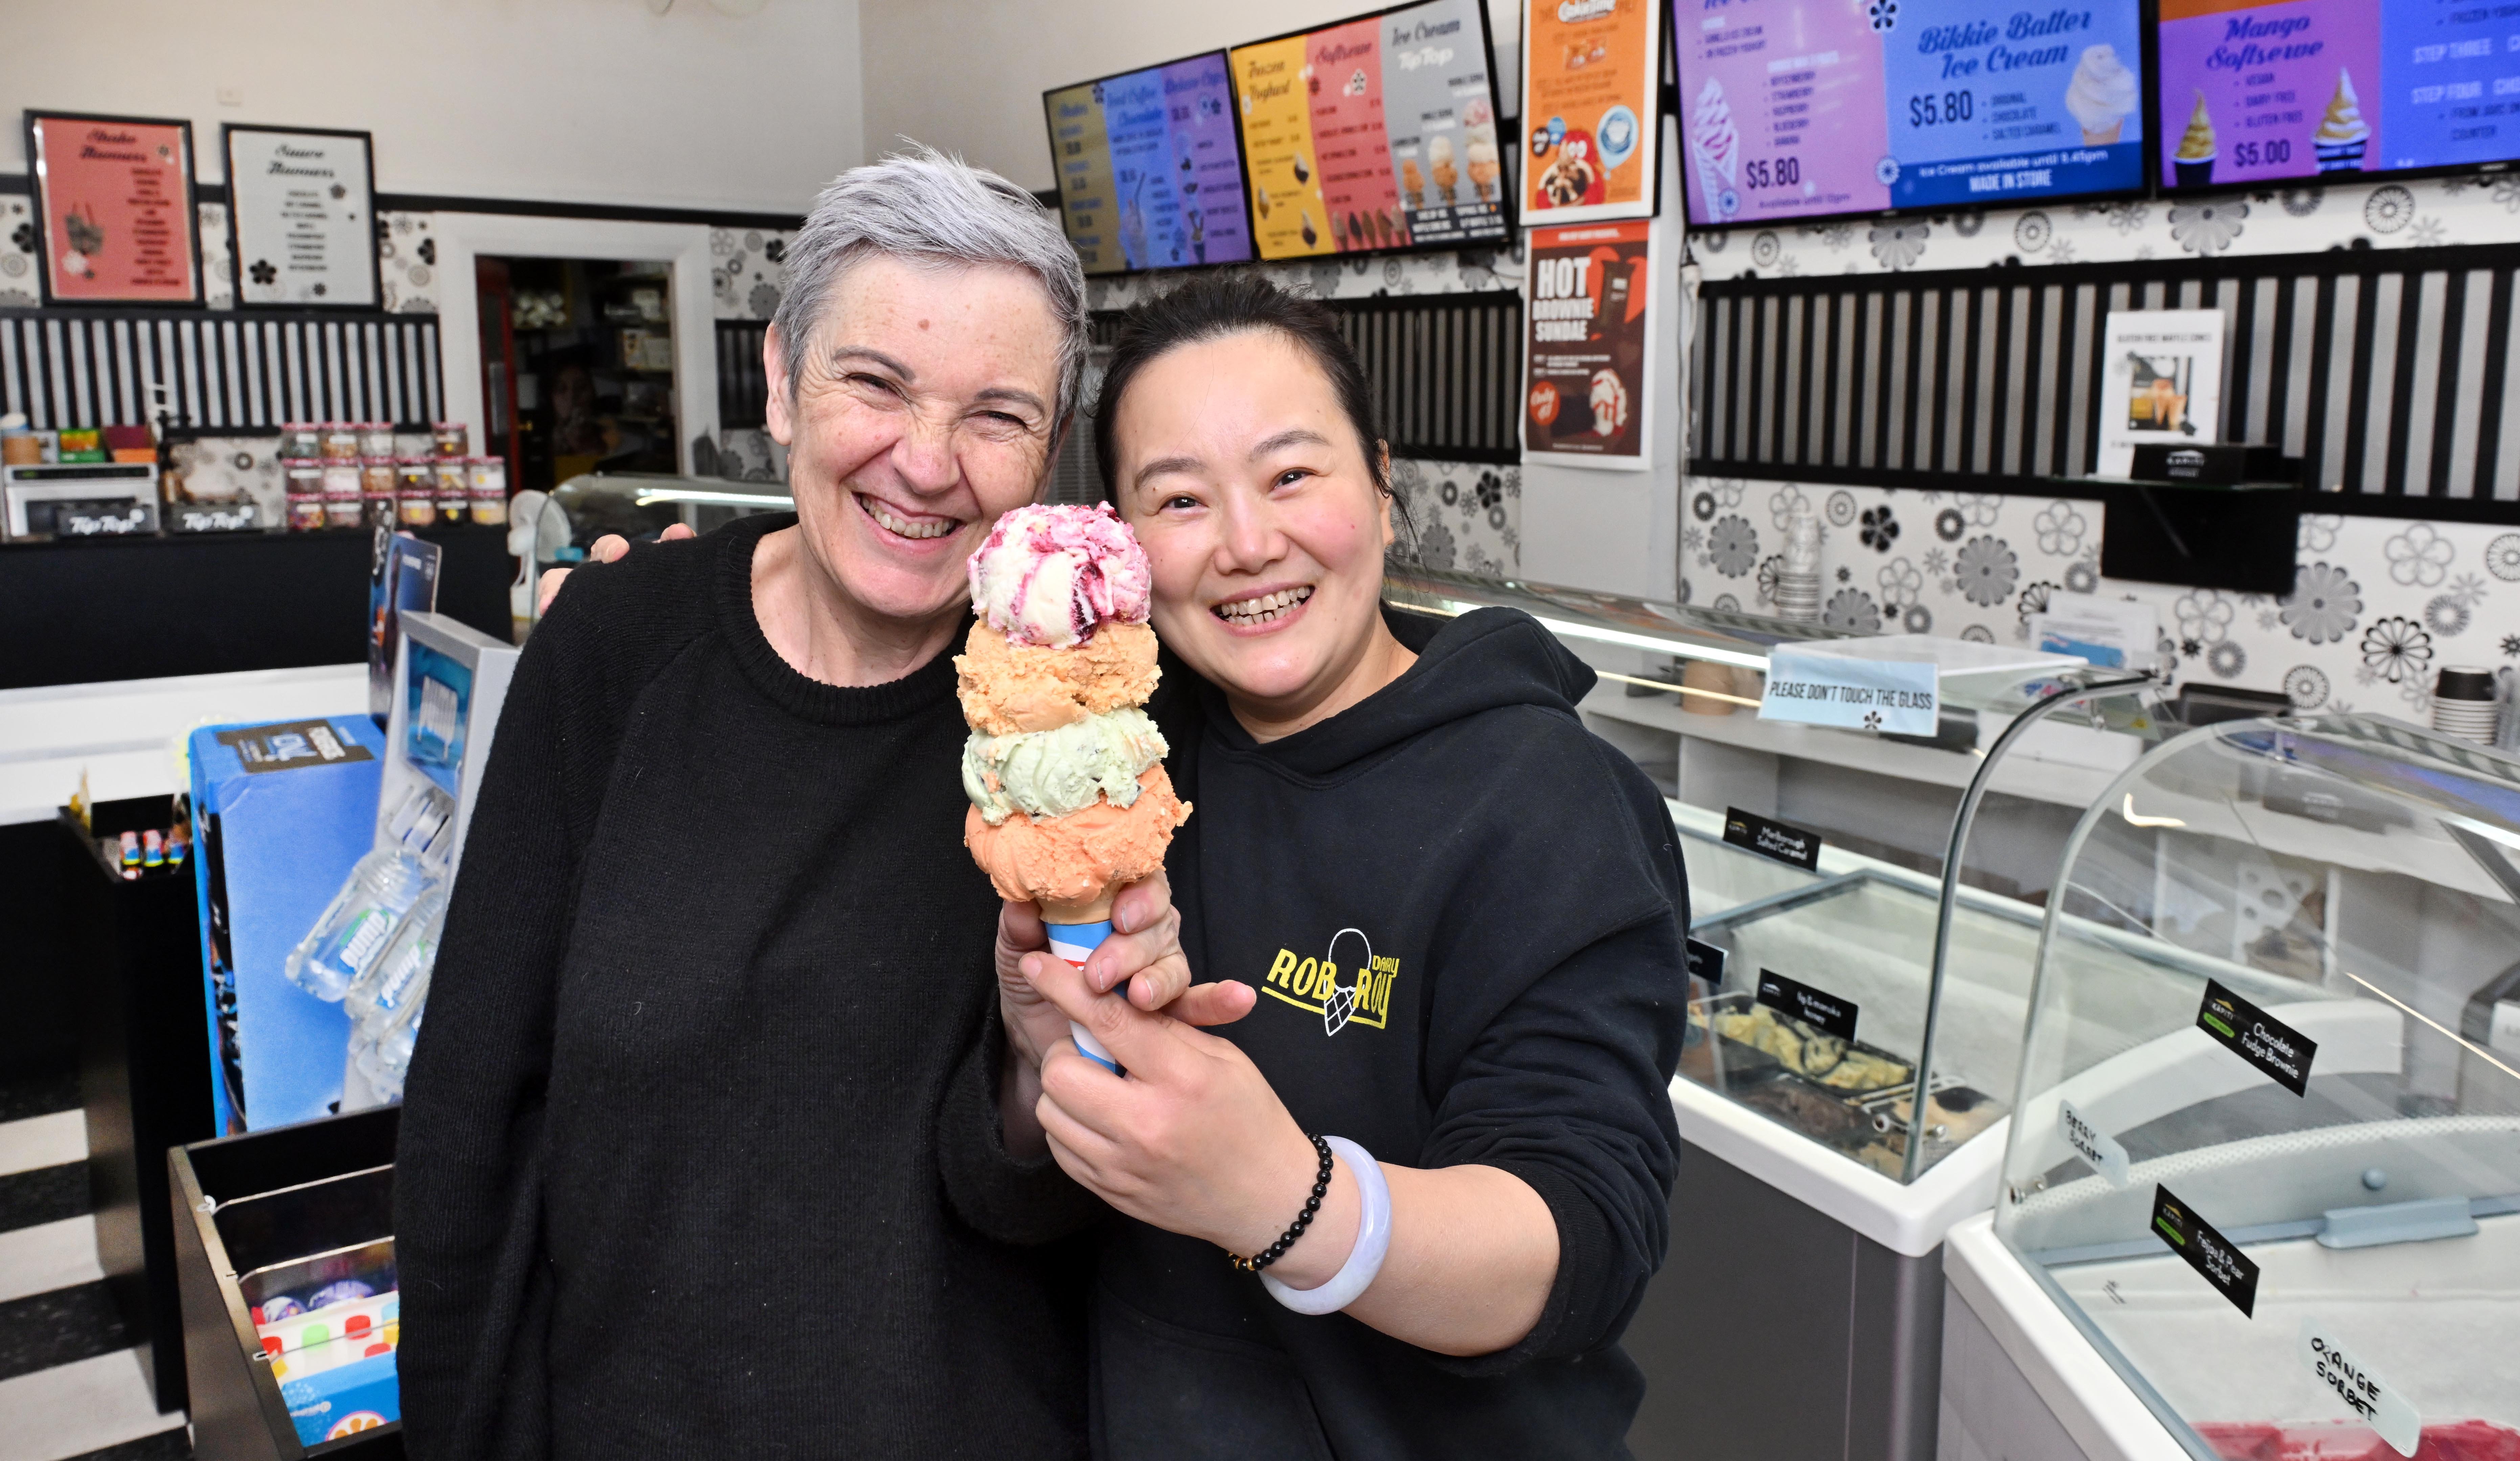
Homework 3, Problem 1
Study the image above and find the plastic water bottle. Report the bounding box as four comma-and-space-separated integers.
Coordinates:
284, 791, 453, 1001
344, 886, 445, 1029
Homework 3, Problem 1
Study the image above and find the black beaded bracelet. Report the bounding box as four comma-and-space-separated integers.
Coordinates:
1231, 1132, 1333, 1274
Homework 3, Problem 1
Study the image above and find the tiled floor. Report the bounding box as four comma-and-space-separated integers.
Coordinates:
0, 1059, 188, 1461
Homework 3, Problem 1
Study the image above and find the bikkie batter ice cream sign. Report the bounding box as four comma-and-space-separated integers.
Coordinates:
1522, 219, 1653, 468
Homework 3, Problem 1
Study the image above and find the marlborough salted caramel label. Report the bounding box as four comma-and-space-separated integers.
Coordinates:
1723, 807, 1822, 871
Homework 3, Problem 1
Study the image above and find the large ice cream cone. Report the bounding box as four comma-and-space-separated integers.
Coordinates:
958, 504, 1190, 1080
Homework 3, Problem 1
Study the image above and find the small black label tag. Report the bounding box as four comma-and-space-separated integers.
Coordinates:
1685, 937, 1728, 987
215, 720, 374, 775
2152, 1184, 2259, 1317
2197, 978, 2317, 1096
1755, 968, 1858, 1042
1724, 807, 1822, 871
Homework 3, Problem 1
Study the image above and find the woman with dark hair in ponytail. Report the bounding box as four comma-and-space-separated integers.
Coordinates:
997, 275, 1691, 1458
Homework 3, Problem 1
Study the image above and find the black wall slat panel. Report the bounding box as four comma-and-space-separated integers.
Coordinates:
0, 309, 444, 431
1690, 245, 2520, 509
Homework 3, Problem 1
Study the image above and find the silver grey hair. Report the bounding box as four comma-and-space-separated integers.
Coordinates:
773, 144, 1090, 425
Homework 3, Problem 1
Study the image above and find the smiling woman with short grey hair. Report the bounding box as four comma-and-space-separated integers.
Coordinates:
393, 147, 1208, 1460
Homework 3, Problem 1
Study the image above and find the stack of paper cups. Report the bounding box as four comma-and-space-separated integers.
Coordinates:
1774, 508, 1822, 622
2431, 667, 2500, 745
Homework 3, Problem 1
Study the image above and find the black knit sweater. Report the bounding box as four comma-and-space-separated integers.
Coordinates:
394, 514, 1099, 1459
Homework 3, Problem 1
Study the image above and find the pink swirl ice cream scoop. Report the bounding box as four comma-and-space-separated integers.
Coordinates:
967, 503, 1153, 647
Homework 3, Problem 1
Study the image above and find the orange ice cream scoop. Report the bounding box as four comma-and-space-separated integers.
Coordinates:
955, 619, 1161, 736
963, 765, 1189, 906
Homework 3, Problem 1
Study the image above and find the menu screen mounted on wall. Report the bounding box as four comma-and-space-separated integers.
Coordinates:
1229, 0, 1513, 261
1045, 52, 1255, 275
2158, 0, 2520, 188
1675, 0, 2149, 226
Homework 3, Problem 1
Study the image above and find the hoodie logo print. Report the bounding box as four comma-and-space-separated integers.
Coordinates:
1261, 930, 1400, 1036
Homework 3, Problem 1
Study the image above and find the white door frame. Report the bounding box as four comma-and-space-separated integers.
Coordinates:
430, 213, 720, 475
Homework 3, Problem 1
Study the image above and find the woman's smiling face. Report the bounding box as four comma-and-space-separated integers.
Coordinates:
1112, 329, 1397, 728
766, 254, 1062, 628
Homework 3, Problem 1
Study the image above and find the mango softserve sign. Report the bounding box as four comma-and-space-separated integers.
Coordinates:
1757, 647, 1937, 736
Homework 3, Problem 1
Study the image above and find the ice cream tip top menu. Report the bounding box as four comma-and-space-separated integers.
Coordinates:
1229, 0, 1511, 261
1045, 52, 1255, 276
1676, 0, 2148, 226
2157, 0, 2520, 189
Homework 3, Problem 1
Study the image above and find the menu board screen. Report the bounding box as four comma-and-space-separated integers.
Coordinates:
1676, 0, 2149, 226
1230, 0, 1511, 261
1045, 53, 1254, 275
2158, 0, 2520, 188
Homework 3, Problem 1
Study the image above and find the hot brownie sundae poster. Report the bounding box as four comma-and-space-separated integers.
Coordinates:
1522, 219, 1653, 468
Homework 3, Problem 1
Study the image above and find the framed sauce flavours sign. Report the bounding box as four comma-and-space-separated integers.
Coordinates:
224, 125, 379, 308
1523, 0, 1663, 224
1522, 219, 1654, 468
1229, 0, 1511, 261
24, 111, 201, 305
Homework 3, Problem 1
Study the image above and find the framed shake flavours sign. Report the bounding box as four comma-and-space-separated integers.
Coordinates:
1523, 0, 1663, 224
1673, 0, 2146, 225
1044, 53, 1254, 275
1230, 0, 1511, 261
224, 126, 378, 308
1522, 219, 1655, 467
25, 111, 201, 304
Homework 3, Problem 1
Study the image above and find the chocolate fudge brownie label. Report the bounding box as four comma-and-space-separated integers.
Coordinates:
2059, 1097, 2130, 1188
2152, 1184, 2258, 1317
2298, 1321, 2420, 1458
1724, 807, 1821, 871
1685, 937, 1728, 989
2196, 978, 2317, 1096
1755, 968, 1857, 1042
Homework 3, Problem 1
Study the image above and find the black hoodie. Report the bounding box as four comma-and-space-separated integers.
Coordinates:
1093, 605, 1689, 1461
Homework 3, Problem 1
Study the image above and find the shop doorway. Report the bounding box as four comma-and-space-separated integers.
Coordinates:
475, 255, 680, 494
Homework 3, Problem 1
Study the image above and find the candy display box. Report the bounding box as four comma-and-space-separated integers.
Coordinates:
172, 1105, 404, 1459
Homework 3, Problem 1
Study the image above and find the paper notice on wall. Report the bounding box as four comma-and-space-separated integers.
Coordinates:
2098, 309, 2226, 477
1758, 646, 1937, 736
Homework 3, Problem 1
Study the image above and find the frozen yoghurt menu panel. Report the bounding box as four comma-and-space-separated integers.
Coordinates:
1677, 0, 2147, 225
1045, 53, 1253, 275
2159, 0, 2520, 188
1230, 0, 1509, 261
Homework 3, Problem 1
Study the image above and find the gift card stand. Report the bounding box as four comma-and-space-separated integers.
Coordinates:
338, 611, 517, 1114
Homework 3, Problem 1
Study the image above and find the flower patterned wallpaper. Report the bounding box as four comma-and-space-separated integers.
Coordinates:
1679, 476, 2520, 717
1389, 458, 1521, 578
0, 194, 35, 308
0, 197, 440, 314
711, 226, 793, 322
1692, 172, 2520, 281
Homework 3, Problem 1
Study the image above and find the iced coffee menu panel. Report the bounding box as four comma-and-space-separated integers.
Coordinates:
1046, 53, 1253, 275
2158, 0, 2520, 188
1676, 0, 2148, 225
1230, 0, 1510, 260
